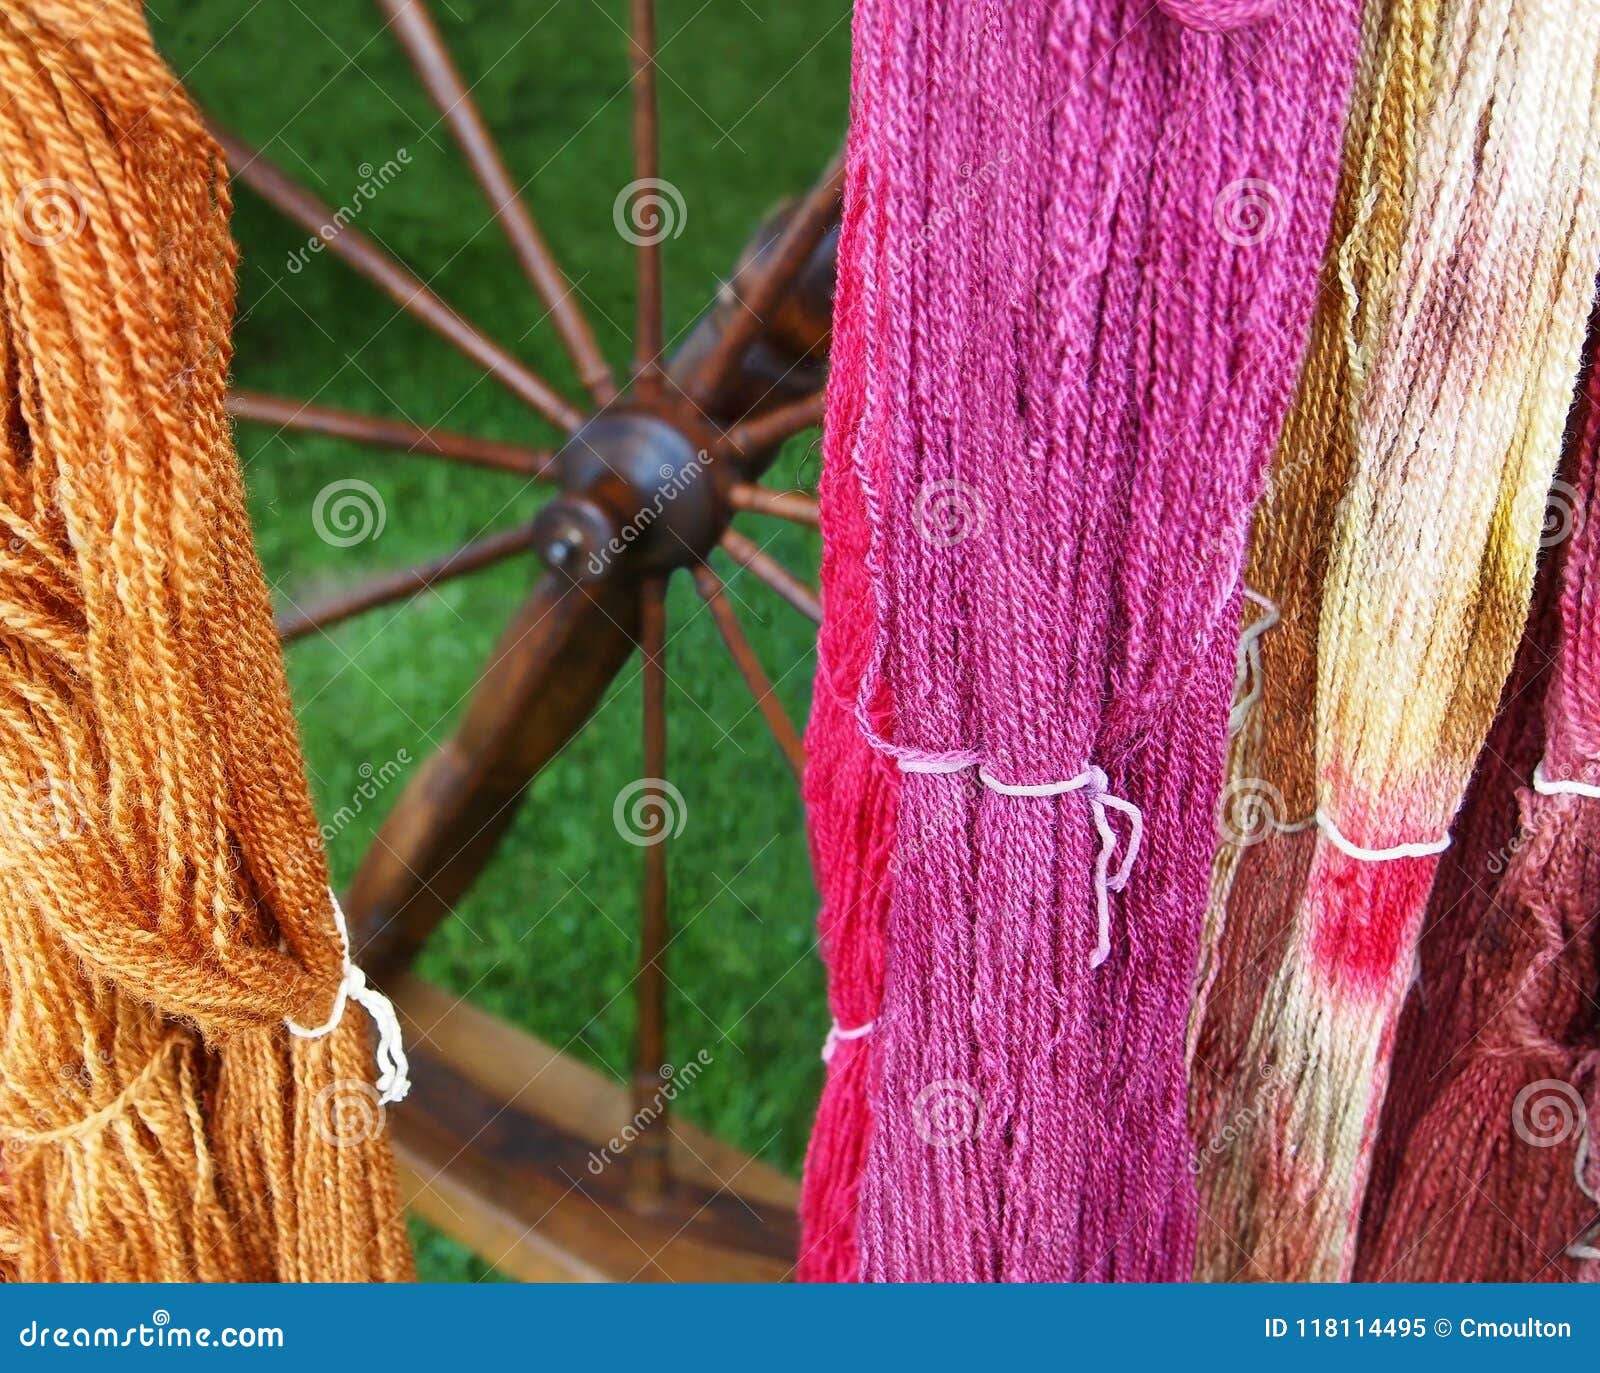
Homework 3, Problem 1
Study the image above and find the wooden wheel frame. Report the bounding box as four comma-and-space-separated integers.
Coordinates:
218, 0, 837, 1281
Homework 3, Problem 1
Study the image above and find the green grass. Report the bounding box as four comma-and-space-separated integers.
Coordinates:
149, 1, 851, 1281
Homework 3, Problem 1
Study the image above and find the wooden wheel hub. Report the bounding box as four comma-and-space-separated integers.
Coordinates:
217, 0, 841, 1282
533, 408, 725, 579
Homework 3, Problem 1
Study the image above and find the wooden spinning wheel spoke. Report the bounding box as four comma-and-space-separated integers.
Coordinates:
629, 0, 665, 395
276, 524, 541, 642
713, 390, 826, 464
691, 563, 807, 784
717, 528, 822, 624
209, 124, 584, 433
682, 152, 844, 408
375, 0, 618, 407
346, 571, 641, 973
631, 575, 671, 1202
726, 483, 820, 527
228, 390, 556, 478
233, 5, 848, 1279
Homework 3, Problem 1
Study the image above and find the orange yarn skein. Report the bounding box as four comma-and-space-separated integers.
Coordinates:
0, 0, 410, 1281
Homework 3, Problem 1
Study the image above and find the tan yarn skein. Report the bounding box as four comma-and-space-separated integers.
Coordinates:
0, 0, 411, 1281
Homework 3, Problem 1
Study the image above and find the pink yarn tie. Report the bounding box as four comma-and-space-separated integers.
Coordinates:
1156, 0, 1282, 32
896, 756, 1143, 969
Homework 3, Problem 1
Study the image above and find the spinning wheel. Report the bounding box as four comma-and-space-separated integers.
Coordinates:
212, 0, 839, 1281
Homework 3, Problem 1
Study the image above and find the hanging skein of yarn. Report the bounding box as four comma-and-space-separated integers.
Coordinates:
1356, 333, 1600, 1282
832, 0, 1358, 1280
795, 0, 899, 1277
1191, 0, 1600, 1281
0, 0, 410, 1280
1189, 0, 1441, 1262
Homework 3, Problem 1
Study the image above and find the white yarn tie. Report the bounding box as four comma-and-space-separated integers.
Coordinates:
1567, 1223, 1600, 1263
1531, 759, 1600, 798
1229, 589, 1280, 736
897, 756, 979, 775
821, 1018, 875, 1063
896, 756, 1143, 970
286, 889, 411, 1105
1313, 807, 1449, 862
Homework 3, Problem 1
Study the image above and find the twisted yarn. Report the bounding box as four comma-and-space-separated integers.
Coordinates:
796, 33, 898, 1273
1356, 334, 1600, 1282
1190, 0, 1441, 1082
0, 0, 410, 1280
810, 0, 1357, 1280
1192, 0, 1600, 1281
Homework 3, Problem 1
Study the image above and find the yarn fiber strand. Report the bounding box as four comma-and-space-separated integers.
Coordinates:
1356, 333, 1600, 1282
0, 0, 411, 1281
1192, 0, 1600, 1281
819, 0, 1359, 1280
796, 5, 900, 1275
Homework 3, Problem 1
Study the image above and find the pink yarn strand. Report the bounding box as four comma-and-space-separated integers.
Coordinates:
800, 0, 1361, 1281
